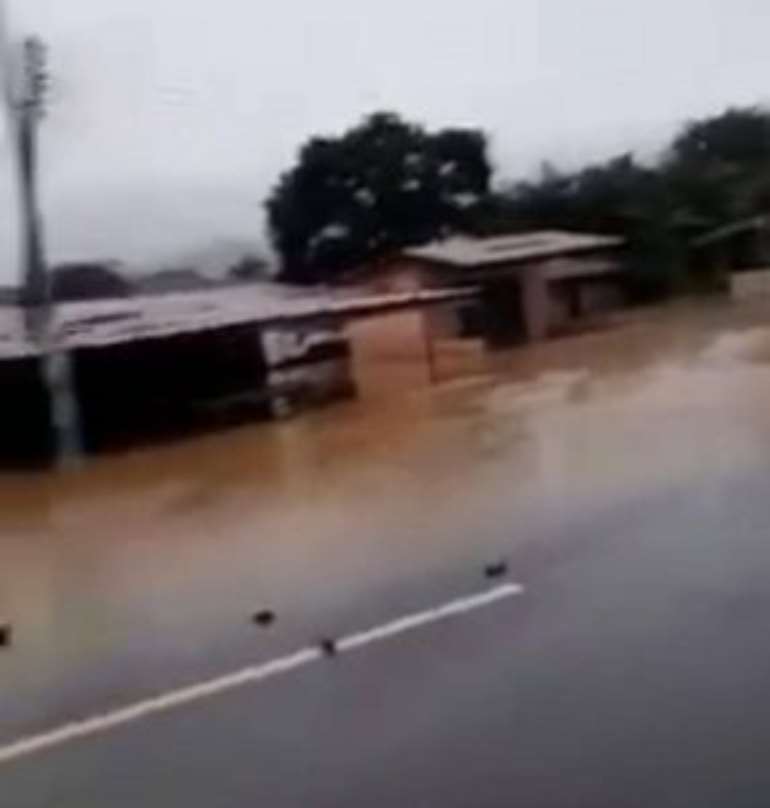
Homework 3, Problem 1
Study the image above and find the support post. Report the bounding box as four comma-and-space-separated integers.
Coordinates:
5, 31, 82, 466
422, 308, 437, 384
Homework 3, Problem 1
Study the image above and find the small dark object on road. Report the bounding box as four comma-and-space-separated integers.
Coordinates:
0, 623, 11, 648
484, 560, 508, 579
320, 638, 337, 657
252, 610, 275, 628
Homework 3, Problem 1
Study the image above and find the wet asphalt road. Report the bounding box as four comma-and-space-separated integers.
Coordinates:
5, 465, 770, 807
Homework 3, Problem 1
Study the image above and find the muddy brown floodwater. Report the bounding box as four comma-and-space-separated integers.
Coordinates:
4, 297, 770, 741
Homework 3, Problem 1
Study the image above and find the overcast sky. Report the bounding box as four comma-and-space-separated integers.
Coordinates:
1, 0, 770, 281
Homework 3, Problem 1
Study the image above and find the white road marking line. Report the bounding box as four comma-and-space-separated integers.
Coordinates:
338, 582, 524, 651
0, 582, 523, 767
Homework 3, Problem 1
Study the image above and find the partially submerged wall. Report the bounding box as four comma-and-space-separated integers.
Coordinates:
730, 268, 770, 300
0, 319, 355, 462
261, 319, 355, 416
72, 322, 272, 450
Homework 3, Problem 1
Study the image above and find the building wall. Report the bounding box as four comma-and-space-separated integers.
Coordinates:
66, 318, 355, 451
548, 283, 573, 331
730, 268, 770, 300
262, 320, 355, 416
520, 265, 549, 342
424, 301, 464, 339
347, 309, 429, 398
72, 323, 272, 450
547, 276, 624, 332
347, 254, 624, 347
578, 278, 624, 315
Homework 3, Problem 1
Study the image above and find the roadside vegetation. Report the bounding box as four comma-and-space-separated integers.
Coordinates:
267, 107, 770, 300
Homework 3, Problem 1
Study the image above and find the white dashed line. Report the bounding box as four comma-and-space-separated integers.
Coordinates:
0, 582, 524, 766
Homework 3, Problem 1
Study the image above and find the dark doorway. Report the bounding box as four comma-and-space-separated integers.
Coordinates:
480, 279, 526, 347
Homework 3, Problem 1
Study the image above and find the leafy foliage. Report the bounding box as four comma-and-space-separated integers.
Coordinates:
266, 112, 491, 284
664, 107, 770, 224
492, 106, 770, 301
266, 105, 770, 298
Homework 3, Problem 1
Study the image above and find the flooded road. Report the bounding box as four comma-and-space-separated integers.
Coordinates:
4, 297, 770, 744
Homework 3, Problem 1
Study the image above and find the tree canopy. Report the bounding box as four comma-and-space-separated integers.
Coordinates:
266, 112, 491, 284
486, 106, 770, 300
664, 107, 770, 225
265, 104, 770, 298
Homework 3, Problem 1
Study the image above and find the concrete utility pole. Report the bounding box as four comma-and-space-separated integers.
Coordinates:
1, 7, 82, 465
14, 35, 50, 338
1, 4, 50, 335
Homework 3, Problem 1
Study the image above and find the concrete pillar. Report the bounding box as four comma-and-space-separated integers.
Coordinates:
520, 266, 549, 342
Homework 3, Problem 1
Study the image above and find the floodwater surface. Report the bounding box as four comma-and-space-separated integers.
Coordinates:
3, 298, 770, 741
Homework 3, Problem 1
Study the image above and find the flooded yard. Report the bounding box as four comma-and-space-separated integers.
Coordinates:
4, 296, 770, 740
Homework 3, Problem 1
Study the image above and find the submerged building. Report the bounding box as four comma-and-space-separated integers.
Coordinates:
353, 231, 626, 346
0, 284, 472, 463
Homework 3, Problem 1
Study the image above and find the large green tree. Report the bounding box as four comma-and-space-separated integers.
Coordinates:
266, 112, 491, 284
663, 107, 770, 224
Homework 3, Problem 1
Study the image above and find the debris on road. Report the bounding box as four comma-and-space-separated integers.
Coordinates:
484, 560, 508, 579
251, 610, 276, 628
319, 638, 337, 657
0, 623, 11, 648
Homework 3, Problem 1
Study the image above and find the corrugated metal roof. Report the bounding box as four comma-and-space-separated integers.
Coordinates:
403, 231, 624, 269
0, 284, 476, 360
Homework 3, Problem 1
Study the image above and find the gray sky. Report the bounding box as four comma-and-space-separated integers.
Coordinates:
1, 0, 770, 281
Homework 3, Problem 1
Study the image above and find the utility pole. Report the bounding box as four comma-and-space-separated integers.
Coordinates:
2, 8, 51, 338
1, 11, 82, 465
14, 35, 50, 339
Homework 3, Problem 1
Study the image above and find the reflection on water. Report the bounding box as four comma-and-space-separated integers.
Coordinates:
5, 298, 770, 736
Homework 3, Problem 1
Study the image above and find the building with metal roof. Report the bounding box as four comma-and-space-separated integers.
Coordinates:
387, 231, 626, 345
0, 284, 475, 463
403, 231, 624, 271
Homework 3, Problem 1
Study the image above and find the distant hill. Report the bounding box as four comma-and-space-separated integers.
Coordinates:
51, 262, 132, 302
135, 268, 213, 295
0, 241, 273, 305
157, 239, 272, 280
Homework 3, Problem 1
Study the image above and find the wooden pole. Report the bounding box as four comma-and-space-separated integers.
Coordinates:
421, 307, 437, 385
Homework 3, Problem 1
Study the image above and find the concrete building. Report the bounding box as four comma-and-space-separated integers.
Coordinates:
355, 231, 626, 346
404, 231, 625, 344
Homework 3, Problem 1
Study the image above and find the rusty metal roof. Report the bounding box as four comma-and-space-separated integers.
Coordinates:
0, 284, 476, 360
